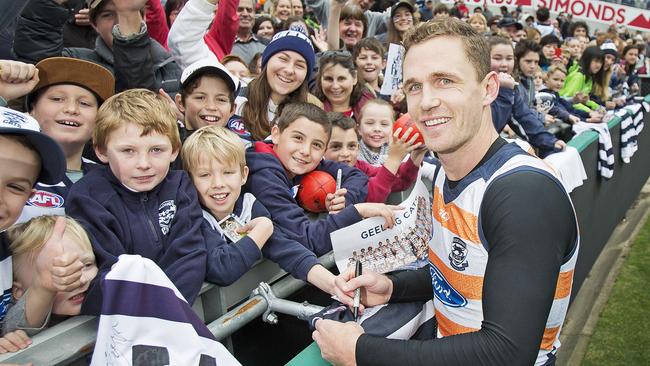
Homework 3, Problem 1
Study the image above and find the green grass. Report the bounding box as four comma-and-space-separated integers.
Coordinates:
582, 214, 650, 365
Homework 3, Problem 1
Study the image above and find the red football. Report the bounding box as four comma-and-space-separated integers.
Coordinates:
393, 113, 424, 145
297, 171, 337, 213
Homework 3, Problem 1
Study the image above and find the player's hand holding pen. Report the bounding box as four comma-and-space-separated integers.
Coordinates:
331, 264, 394, 313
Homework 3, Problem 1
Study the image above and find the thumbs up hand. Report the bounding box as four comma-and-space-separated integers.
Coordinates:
34, 217, 84, 293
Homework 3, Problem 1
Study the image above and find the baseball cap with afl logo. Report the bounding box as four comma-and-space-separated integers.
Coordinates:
26, 57, 115, 110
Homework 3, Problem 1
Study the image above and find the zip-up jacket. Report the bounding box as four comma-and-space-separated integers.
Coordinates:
66, 166, 207, 315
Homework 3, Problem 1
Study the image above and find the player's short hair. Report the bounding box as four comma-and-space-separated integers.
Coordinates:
9, 215, 92, 256
403, 17, 491, 82
181, 126, 246, 175
93, 89, 180, 152
276, 102, 331, 138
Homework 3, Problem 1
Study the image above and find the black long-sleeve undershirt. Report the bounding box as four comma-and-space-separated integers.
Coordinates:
356, 166, 578, 366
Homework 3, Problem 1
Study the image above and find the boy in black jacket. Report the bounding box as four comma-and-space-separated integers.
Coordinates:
66, 89, 207, 315
181, 126, 337, 293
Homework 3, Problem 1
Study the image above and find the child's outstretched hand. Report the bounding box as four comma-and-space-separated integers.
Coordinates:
385, 127, 422, 174
34, 217, 84, 293
0, 330, 31, 354
409, 145, 428, 166
353, 203, 403, 229
238, 217, 273, 249
326, 188, 347, 214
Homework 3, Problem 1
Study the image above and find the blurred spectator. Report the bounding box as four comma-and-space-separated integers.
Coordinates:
526, 27, 541, 44
534, 7, 556, 37
433, 3, 450, 19
165, 0, 186, 27
377, 1, 416, 47
420, 0, 433, 22
449, 0, 468, 19
254, 16, 276, 42
232, 0, 268, 64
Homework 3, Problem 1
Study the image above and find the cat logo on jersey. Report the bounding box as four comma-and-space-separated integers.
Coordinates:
449, 237, 469, 271
158, 200, 177, 235
26, 190, 64, 208
429, 264, 467, 308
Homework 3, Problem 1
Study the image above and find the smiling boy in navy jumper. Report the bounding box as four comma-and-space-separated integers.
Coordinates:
182, 126, 337, 292
66, 89, 207, 315
246, 103, 392, 256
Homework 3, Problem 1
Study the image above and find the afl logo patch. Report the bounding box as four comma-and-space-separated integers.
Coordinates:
158, 200, 177, 235
27, 190, 64, 208
430, 264, 467, 308
449, 237, 469, 271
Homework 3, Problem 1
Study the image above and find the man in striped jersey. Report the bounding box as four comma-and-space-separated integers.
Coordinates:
313, 17, 579, 366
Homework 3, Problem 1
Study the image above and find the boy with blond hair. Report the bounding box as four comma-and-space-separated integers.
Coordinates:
182, 126, 336, 291
66, 89, 207, 315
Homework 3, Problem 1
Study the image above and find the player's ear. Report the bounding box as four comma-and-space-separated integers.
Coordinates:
482, 71, 499, 106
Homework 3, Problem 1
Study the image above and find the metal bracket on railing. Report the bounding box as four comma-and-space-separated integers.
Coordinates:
252, 281, 325, 325
254, 282, 279, 324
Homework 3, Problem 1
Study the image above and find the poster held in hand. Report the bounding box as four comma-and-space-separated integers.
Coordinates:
330, 177, 432, 274
379, 43, 405, 97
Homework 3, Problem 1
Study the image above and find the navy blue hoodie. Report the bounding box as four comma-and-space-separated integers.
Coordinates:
201, 192, 320, 285
491, 87, 559, 157
245, 142, 368, 256
66, 165, 207, 315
